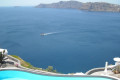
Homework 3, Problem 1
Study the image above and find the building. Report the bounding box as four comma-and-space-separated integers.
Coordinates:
113, 57, 120, 66
0, 49, 8, 63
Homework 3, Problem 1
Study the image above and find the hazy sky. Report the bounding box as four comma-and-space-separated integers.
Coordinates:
0, 0, 120, 6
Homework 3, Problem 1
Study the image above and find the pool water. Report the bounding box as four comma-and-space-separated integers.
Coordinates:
0, 70, 113, 80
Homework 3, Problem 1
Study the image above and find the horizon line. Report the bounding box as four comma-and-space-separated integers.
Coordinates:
0, 0, 120, 7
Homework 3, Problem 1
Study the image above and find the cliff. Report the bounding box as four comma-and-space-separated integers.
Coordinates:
36, 1, 120, 12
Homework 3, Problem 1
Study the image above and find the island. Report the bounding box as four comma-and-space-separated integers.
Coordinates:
36, 1, 120, 12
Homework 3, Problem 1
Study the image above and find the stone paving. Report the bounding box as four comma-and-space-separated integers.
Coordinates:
91, 70, 113, 75
89, 69, 120, 79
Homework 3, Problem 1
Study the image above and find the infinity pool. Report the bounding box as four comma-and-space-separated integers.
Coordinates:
0, 70, 114, 80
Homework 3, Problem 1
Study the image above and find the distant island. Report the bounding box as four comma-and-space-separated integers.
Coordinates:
36, 1, 120, 12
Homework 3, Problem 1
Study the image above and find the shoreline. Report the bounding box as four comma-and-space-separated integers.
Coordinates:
10, 55, 58, 73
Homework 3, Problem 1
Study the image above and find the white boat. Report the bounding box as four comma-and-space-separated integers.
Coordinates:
40, 33, 47, 36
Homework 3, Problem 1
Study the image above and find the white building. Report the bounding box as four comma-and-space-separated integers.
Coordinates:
0, 49, 8, 57
113, 57, 120, 66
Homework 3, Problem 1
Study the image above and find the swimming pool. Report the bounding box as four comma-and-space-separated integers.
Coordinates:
0, 70, 116, 80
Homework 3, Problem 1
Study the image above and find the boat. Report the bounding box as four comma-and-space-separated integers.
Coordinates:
40, 33, 47, 36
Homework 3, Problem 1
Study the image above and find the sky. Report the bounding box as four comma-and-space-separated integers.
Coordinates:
0, 0, 120, 6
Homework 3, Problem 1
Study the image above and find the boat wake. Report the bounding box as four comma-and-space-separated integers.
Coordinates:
40, 32, 59, 36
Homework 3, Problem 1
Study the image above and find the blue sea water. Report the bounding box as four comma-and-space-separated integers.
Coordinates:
0, 7, 120, 73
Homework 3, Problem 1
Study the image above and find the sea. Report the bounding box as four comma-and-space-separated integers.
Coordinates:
0, 7, 120, 73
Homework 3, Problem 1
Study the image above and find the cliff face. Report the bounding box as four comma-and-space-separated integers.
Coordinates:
36, 1, 120, 12
80, 2, 120, 12
36, 1, 82, 9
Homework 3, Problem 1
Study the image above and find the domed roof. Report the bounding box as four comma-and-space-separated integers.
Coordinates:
113, 57, 120, 62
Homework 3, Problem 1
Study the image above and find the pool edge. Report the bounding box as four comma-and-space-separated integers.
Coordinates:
0, 69, 119, 80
